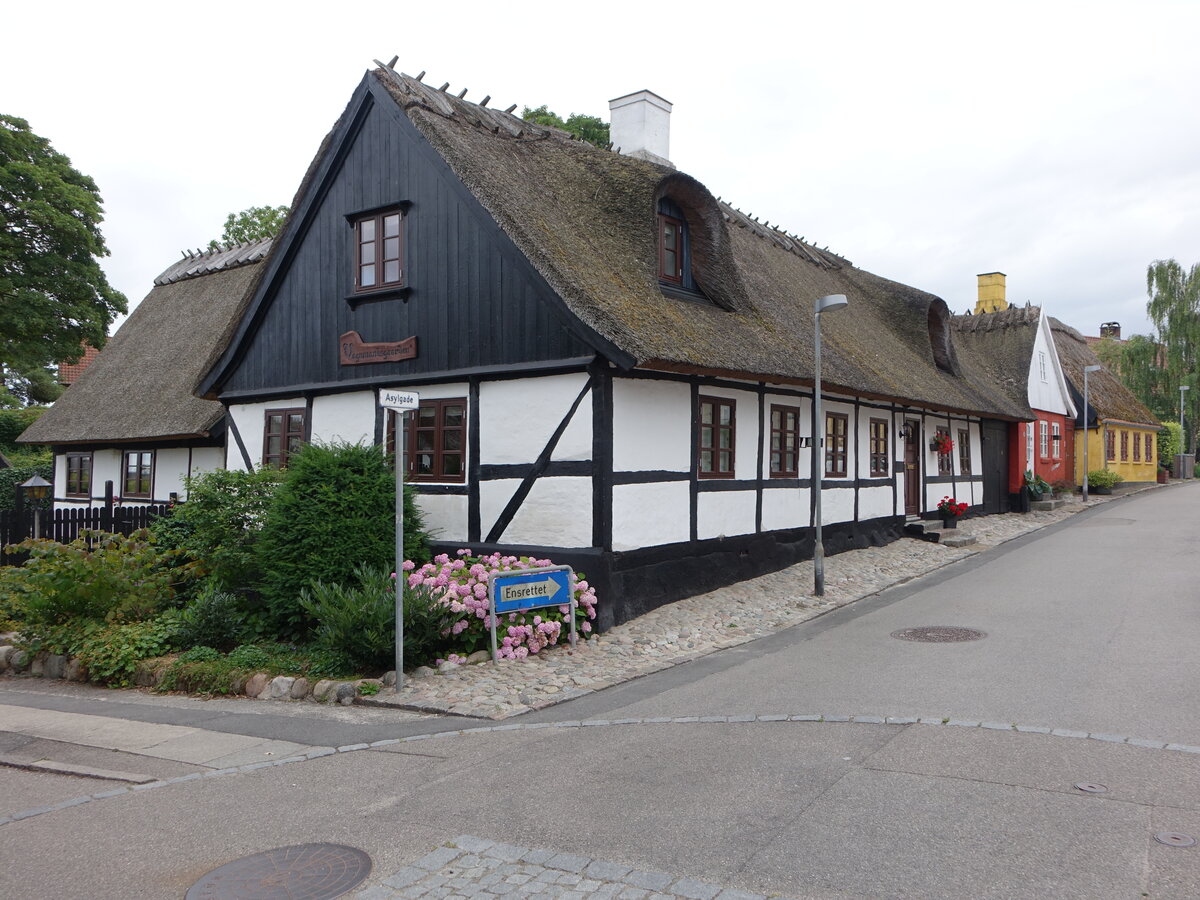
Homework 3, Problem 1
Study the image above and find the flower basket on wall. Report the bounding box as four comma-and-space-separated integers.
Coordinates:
930, 433, 954, 454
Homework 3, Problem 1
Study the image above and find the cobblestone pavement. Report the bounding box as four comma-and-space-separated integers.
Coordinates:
355, 835, 789, 900
366, 487, 1160, 720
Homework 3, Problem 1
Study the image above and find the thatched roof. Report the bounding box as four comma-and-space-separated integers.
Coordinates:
373, 67, 1027, 419
950, 305, 1040, 416
1049, 317, 1159, 428
19, 240, 270, 446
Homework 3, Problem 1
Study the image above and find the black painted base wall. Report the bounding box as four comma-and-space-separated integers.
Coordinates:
430, 515, 905, 633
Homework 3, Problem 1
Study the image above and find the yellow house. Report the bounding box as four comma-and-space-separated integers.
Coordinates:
1050, 319, 1161, 484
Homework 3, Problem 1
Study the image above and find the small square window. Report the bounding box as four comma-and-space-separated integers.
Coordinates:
66, 453, 93, 498
122, 451, 154, 499
389, 399, 467, 483
264, 408, 306, 468
698, 396, 735, 478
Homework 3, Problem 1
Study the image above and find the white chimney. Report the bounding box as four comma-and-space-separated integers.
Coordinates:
609, 90, 673, 167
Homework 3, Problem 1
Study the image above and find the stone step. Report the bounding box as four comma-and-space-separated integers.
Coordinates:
1030, 498, 1067, 511
941, 534, 978, 548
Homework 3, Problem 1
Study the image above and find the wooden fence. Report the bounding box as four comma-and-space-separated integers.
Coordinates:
1, 480, 170, 564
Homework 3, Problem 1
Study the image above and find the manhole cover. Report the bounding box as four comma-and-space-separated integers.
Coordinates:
891, 626, 987, 643
1154, 832, 1197, 848
185, 843, 372, 899
1074, 782, 1109, 793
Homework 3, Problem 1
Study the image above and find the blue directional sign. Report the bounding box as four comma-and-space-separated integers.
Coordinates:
491, 566, 573, 614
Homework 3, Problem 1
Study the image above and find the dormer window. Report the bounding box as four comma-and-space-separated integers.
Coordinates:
659, 213, 683, 284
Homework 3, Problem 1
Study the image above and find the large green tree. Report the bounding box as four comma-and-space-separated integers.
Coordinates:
0, 115, 126, 406
207, 204, 288, 250
1146, 258, 1200, 451
521, 105, 610, 148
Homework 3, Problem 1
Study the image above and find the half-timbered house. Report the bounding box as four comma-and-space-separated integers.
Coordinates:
953, 275, 1078, 503
192, 63, 1031, 628
18, 241, 270, 507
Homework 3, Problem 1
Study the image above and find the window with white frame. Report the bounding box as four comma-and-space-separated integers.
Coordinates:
1039, 420, 1049, 458
1052, 422, 1061, 458
1039, 352, 1048, 382
1026, 423, 1035, 468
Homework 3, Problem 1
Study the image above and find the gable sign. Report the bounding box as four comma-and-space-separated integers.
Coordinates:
339, 330, 418, 366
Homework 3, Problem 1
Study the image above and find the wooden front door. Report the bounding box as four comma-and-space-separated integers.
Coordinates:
904, 421, 921, 515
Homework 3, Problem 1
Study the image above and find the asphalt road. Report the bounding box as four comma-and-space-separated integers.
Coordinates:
1, 485, 1197, 898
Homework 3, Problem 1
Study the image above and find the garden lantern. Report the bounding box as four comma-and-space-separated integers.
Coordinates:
19, 474, 51, 539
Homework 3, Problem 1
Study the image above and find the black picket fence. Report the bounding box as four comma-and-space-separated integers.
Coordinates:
1, 488, 171, 565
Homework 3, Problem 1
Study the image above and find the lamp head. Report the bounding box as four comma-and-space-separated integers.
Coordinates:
1084, 365, 1102, 374
20, 474, 51, 500
816, 294, 848, 314
1182, 385, 1191, 392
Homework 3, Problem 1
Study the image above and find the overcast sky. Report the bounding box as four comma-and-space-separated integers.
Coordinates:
5, 1, 1198, 339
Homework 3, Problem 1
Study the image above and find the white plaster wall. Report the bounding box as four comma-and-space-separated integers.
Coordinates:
858, 486, 893, 520
414, 493, 469, 545
612, 481, 690, 550
189, 447, 224, 486
612, 378, 691, 472
1027, 315, 1074, 416
93, 449, 123, 501
698, 384, 760, 481
822, 486, 855, 523
760, 486, 809, 532
155, 447, 193, 500
311, 391, 376, 445
490, 477, 592, 548
697, 491, 756, 540
227, 397, 306, 470
480, 374, 591, 464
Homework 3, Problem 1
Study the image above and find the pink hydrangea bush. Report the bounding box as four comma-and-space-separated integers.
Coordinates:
405, 550, 598, 661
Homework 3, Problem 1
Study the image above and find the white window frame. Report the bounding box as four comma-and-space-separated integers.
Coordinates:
1039, 351, 1048, 382
1026, 423, 1035, 469
1039, 420, 1049, 458
1052, 422, 1061, 458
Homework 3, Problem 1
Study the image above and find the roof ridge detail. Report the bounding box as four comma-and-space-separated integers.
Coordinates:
154, 237, 274, 286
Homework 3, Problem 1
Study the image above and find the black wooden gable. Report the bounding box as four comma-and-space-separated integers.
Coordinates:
202, 75, 615, 401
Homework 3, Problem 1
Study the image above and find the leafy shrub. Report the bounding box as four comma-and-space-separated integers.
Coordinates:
151, 467, 283, 592
1087, 469, 1124, 489
1023, 470, 1052, 499
404, 550, 598, 660
0, 407, 47, 450
300, 562, 450, 673
255, 442, 430, 638
176, 586, 247, 652
75, 612, 182, 686
0, 530, 182, 626
156, 641, 352, 695
1158, 422, 1181, 463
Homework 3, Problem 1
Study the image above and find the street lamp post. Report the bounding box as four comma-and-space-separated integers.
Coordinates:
1082, 365, 1101, 502
813, 293, 848, 597
1180, 385, 1190, 469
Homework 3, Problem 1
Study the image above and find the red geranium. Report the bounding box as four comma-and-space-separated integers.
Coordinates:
937, 496, 968, 517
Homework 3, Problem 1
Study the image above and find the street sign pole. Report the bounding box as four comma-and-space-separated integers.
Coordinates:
379, 388, 420, 691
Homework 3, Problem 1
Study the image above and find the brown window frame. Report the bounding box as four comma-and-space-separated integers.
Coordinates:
1106, 429, 1116, 461
769, 404, 801, 478
1146, 433, 1154, 463
698, 396, 736, 479
936, 426, 953, 476
354, 207, 405, 294
825, 412, 848, 478
658, 213, 684, 285
263, 407, 307, 469
1120, 430, 1129, 461
869, 418, 889, 477
65, 452, 93, 498
1132, 428, 1141, 461
400, 398, 467, 484
121, 450, 154, 500
958, 428, 971, 475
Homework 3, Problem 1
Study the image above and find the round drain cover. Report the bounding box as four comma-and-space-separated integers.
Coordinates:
185, 843, 372, 899
1073, 782, 1109, 794
891, 626, 987, 643
1154, 832, 1197, 848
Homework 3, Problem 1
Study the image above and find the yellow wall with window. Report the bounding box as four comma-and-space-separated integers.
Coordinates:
1075, 422, 1159, 483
